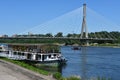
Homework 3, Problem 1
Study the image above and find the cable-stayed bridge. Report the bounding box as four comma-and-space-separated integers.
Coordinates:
0, 4, 119, 43
19, 4, 119, 34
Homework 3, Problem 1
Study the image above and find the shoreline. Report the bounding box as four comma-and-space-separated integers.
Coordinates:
0, 59, 56, 80
91, 45, 120, 48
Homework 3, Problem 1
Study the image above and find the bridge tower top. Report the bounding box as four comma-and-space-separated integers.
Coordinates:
80, 3, 88, 39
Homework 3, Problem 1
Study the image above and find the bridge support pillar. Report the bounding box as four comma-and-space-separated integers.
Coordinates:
80, 4, 88, 39
80, 4, 89, 46
86, 40, 89, 46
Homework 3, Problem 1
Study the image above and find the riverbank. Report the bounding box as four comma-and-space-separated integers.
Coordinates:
0, 57, 82, 80
91, 43, 120, 48
0, 58, 56, 80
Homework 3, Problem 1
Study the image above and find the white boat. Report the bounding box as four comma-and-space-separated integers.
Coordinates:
0, 44, 67, 64
0, 44, 9, 57
0, 44, 8, 52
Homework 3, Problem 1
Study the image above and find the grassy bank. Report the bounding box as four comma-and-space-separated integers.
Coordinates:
0, 57, 112, 80
53, 72, 111, 80
35, 64, 59, 72
0, 57, 50, 75
0, 57, 81, 80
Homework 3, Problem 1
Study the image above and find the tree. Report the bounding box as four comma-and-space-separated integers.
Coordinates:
45, 33, 53, 37
66, 33, 73, 37
54, 32, 63, 37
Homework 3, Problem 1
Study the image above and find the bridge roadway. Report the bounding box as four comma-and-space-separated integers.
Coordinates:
0, 37, 115, 41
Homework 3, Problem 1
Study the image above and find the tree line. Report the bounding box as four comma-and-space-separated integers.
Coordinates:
0, 31, 120, 44
16, 31, 120, 39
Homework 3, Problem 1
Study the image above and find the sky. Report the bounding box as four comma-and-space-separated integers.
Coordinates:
0, 0, 120, 36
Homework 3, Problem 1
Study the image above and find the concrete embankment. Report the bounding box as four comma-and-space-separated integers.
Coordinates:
0, 59, 56, 80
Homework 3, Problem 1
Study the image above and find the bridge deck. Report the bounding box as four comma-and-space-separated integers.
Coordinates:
0, 37, 116, 41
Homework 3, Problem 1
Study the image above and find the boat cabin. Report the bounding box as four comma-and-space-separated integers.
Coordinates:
0, 44, 66, 63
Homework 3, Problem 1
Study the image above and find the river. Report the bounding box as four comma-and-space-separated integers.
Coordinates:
60, 46, 120, 80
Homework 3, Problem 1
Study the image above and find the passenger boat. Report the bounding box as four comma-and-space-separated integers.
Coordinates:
0, 44, 67, 64
0, 44, 8, 52
0, 44, 9, 57
72, 46, 81, 50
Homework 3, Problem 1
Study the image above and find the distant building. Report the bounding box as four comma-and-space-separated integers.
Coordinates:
28, 32, 33, 35
12, 34, 18, 37
0, 35, 2, 37
0, 34, 8, 38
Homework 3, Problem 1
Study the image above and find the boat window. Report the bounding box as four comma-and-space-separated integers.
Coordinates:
53, 54, 56, 56
18, 52, 21, 55
38, 55, 41, 58
48, 55, 51, 58
14, 52, 17, 55
22, 53, 24, 56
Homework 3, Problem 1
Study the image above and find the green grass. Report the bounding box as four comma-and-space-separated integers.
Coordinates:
0, 57, 50, 75
36, 64, 58, 72
53, 72, 81, 80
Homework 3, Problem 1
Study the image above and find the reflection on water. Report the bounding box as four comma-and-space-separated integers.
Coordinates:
81, 47, 87, 80
60, 46, 120, 80
58, 63, 67, 73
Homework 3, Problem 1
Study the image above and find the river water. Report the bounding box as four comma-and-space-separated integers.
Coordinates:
60, 46, 120, 80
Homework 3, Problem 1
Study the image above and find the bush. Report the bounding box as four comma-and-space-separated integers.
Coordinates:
53, 72, 62, 80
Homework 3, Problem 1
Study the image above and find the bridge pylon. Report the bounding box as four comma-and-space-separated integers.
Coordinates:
80, 4, 89, 46
81, 4, 88, 39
